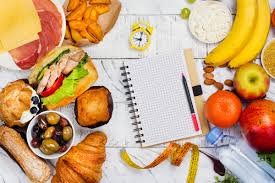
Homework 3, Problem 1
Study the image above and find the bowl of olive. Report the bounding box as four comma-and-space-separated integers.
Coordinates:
26, 111, 75, 159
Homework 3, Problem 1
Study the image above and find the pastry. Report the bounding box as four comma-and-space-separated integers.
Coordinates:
28, 45, 98, 110
0, 126, 51, 183
52, 131, 107, 183
75, 86, 113, 128
0, 80, 40, 127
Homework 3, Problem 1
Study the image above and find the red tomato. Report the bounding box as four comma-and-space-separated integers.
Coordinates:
272, 9, 275, 27
40, 75, 65, 97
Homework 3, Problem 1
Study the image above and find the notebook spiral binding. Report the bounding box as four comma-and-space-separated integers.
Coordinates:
120, 65, 145, 145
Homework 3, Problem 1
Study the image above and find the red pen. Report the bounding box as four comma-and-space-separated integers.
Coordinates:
182, 74, 199, 131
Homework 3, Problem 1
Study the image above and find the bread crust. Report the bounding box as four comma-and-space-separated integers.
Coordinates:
45, 59, 98, 110
52, 131, 107, 183
0, 126, 51, 183
0, 80, 32, 127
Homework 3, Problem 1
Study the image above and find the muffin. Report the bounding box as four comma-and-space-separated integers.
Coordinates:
75, 86, 113, 128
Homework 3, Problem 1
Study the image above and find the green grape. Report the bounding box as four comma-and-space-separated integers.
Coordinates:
181, 8, 191, 19
187, 0, 196, 3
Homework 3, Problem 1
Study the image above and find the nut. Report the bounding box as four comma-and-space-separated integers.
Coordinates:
203, 73, 214, 80
224, 79, 233, 87
219, 63, 228, 68
203, 66, 215, 73
204, 79, 215, 85
214, 82, 224, 90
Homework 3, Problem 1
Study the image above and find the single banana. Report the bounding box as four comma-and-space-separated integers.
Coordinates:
205, 0, 257, 66
228, 0, 270, 68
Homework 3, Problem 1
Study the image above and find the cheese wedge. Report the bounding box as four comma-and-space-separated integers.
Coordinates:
0, 0, 41, 51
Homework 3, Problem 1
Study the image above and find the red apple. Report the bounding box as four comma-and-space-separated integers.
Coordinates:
234, 63, 270, 100
240, 99, 275, 152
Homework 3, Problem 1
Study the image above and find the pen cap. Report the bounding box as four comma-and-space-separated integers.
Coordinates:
206, 127, 224, 145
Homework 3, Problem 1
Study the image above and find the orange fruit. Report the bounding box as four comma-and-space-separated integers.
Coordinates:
204, 91, 242, 128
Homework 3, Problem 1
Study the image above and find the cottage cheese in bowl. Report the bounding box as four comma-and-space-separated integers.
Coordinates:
189, 1, 232, 43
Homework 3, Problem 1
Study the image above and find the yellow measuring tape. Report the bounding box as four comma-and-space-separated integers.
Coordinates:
120, 142, 199, 183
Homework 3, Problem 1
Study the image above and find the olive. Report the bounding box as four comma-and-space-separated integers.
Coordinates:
44, 126, 55, 139
46, 112, 60, 125
39, 132, 45, 141
31, 138, 40, 148
55, 123, 63, 132
40, 144, 54, 155
32, 125, 40, 138
41, 139, 60, 153
38, 116, 48, 130
62, 126, 73, 141
31, 96, 40, 105
60, 117, 68, 127
59, 145, 68, 153
30, 107, 38, 114
53, 132, 66, 145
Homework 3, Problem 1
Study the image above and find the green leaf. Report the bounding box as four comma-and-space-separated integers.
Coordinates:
258, 152, 275, 168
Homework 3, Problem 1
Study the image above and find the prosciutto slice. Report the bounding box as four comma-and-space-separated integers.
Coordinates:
9, 40, 40, 70
32, 0, 62, 26
9, 0, 62, 70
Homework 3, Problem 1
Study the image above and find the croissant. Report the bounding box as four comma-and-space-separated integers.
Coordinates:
52, 131, 107, 183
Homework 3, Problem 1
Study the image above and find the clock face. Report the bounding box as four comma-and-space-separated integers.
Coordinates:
131, 30, 149, 48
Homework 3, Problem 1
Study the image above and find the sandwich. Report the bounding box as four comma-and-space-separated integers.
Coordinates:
29, 45, 98, 109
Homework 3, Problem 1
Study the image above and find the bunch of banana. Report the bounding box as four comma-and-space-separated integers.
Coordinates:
205, 0, 270, 68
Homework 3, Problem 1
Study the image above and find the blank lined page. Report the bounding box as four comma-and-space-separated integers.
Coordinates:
124, 51, 202, 147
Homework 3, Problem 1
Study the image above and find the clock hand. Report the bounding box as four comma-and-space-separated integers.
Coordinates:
139, 32, 143, 39
134, 37, 142, 41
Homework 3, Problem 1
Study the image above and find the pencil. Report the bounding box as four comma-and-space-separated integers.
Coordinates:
182, 74, 199, 131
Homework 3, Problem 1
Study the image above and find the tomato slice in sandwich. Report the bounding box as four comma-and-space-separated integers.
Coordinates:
40, 74, 65, 97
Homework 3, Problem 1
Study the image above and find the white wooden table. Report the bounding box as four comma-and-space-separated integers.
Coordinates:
1, 0, 275, 182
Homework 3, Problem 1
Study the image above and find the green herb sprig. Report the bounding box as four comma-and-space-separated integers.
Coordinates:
214, 171, 239, 183
258, 152, 275, 168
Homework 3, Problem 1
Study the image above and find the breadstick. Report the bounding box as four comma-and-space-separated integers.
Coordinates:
0, 126, 51, 183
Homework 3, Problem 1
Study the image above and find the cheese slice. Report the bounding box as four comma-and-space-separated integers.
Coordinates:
0, 0, 41, 51
0, 41, 4, 53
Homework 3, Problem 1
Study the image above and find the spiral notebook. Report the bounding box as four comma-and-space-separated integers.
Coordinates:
121, 50, 206, 147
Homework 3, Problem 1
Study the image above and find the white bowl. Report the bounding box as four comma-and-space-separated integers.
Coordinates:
27, 111, 75, 159
261, 38, 275, 79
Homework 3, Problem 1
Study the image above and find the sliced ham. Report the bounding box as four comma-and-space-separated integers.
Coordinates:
38, 11, 61, 46
32, 0, 62, 26
9, 40, 39, 70
38, 30, 48, 58
9, 0, 62, 70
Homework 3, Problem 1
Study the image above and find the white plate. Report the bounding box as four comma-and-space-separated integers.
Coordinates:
0, 0, 66, 71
